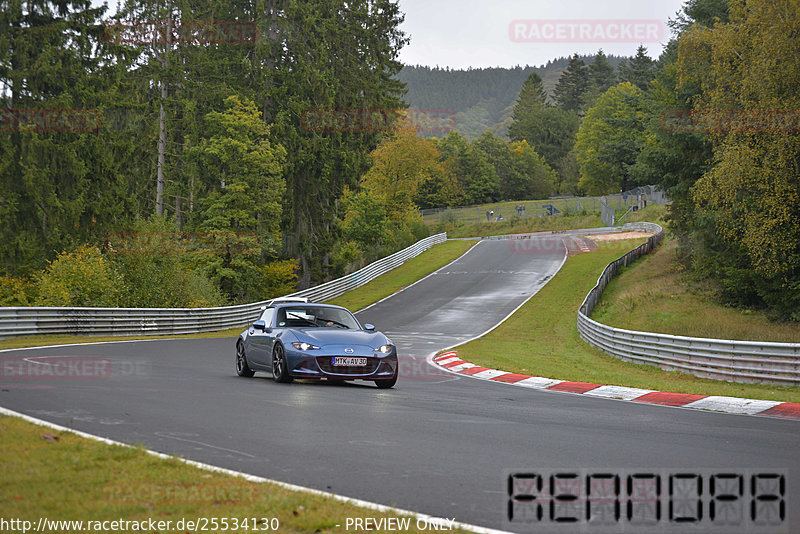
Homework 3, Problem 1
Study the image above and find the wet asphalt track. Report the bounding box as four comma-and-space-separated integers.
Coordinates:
2, 237, 799, 533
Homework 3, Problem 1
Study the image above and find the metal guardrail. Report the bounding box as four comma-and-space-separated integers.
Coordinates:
0, 233, 447, 339
577, 223, 800, 386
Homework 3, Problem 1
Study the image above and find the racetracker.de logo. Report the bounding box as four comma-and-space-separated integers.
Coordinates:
509, 20, 664, 43
660, 109, 800, 134
0, 108, 103, 133
103, 230, 259, 256
300, 108, 454, 134
104, 481, 259, 505
0, 356, 151, 380
507, 235, 567, 255
104, 20, 258, 45
1, 356, 111, 380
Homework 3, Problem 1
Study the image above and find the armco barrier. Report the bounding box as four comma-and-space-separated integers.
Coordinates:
0, 233, 446, 339
578, 223, 800, 385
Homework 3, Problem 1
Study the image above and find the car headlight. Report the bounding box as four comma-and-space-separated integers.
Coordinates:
292, 342, 320, 351
376, 344, 393, 354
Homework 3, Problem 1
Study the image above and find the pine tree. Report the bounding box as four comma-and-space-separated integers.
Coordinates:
509, 70, 579, 177
0, 0, 137, 274
586, 49, 617, 104
553, 54, 590, 112
511, 72, 548, 118
618, 45, 655, 91
261, 0, 408, 286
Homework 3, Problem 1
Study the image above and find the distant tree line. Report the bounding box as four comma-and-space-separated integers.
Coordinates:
398, 55, 628, 140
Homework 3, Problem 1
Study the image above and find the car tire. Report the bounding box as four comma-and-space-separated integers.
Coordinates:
236, 341, 255, 378
272, 344, 293, 383
374, 371, 398, 389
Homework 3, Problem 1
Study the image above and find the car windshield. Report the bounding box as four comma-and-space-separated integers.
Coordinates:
276, 306, 361, 329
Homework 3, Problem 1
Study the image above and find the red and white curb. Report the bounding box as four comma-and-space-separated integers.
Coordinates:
432, 352, 800, 421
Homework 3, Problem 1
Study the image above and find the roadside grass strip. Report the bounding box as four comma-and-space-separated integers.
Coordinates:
431, 353, 800, 421
0, 409, 492, 534
439, 237, 800, 408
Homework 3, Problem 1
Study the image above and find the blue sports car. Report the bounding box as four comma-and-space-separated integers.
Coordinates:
236, 299, 398, 388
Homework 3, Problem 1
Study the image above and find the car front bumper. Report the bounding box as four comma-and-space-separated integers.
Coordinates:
285, 346, 398, 380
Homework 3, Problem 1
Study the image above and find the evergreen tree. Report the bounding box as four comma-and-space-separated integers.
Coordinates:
0, 0, 138, 274
189, 95, 287, 302
510, 72, 548, 120
262, 0, 408, 286
553, 54, 589, 112
584, 49, 617, 106
508, 72, 579, 188
618, 45, 655, 91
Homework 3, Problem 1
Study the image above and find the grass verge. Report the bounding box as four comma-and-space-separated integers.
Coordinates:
0, 414, 468, 533
453, 238, 800, 403
437, 213, 603, 239
0, 327, 246, 352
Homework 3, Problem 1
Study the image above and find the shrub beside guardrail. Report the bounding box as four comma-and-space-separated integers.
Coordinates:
0, 233, 447, 339
577, 223, 800, 386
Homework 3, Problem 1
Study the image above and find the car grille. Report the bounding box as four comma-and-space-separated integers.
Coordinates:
316, 356, 379, 376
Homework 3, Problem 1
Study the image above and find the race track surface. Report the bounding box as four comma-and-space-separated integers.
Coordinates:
2, 237, 798, 532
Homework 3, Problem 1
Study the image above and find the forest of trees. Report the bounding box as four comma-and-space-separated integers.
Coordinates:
1, 0, 410, 304
0, 0, 555, 308
1, 0, 798, 322
398, 55, 627, 140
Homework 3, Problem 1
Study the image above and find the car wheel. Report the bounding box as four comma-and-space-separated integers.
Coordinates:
374, 371, 398, 389
236, 341, 255, 378
272, 344, 293, 383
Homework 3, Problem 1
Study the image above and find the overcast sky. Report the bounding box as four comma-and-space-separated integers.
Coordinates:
397, 0, 688, 69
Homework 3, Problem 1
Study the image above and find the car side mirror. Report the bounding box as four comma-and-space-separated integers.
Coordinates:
364, 323, 375, 331
253, 320, 267, 331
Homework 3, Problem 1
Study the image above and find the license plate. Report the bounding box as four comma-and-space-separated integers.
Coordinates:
333, 356, 367, 367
